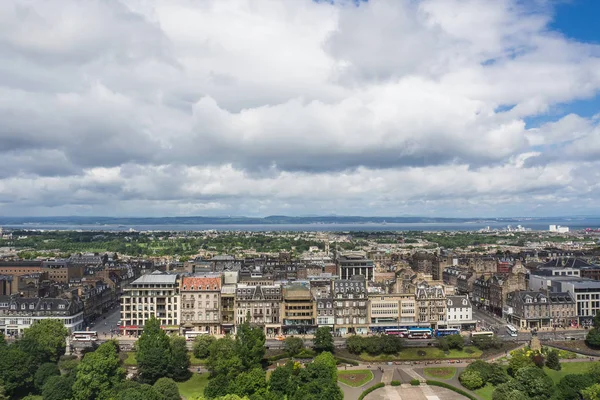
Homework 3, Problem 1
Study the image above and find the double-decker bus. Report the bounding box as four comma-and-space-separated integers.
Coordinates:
506, 325, 518, 337
471, 331, 494, 338
435, 328, 460, 337
407, 328, 432, 339
71, 331, 98, 342
384, 328, 408, 337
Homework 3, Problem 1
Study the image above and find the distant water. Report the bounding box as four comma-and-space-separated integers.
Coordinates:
4, 219, 600, 232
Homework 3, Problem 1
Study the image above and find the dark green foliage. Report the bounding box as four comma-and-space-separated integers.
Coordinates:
205, 374, 230, 399
115, 384, 162, 400
236, 320, 266, 370
410, 378, 421, 386
446, 334, 465, 350
136, 317, 171, 384
556, 374, 596, 400
228, 368, 267, 397
472, 335, 502, 350
426, 380, 478, 400
42, 375, 75, 400
269, 361, 294, 397
313, 327, 334, 353
545, 349, 561, 371
71, 340, 125, 400
346, 335, 364, 354
206, 336, 243, 379
168, 336, 191, 381
586, 329, 600, 349
193, 335, 216, 359
20, 319, 69, 363
0, 346, 35, 396
34, 362, 60, 392
593, 311, 600, 330
492, 380, 527, 400
463, 360, 508, 386
391, 380, 401, 386
508, 350, 535, 376
514, 366, 554, 400
346, 334, 403, 355
153, 377, 181, 400
588, 362, 600, 383
284, 337, 304, 356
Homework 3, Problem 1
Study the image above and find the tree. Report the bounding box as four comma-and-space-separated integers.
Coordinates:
0, 346, 36, 396
545, 349, 561, 371
19, 319, 68, 363
532, 353, 545, 368
206, 336, 243, 379
269, 363, 292, 396
492, 381, 528, 400
193, 335, 216, 359
34, 362, 60, 392
153, 377, 181, 400
136, 317, 171, 384
587, 329, 600, 349
472, 335, 502, 350
169, 336, 191, 381
589, 362, 600, 383
227, 368, 267, 398
72, 340, 125, 400
0, 386, 8, 400
514, 366, 554, 400
557, 374, 596, 400
236, 320, 266, 370
583, 384, 600, 400
313, 327, 334, 353
446, 334, 465, 350
284, 337, 304, 357
42, 375, 74, 400
346, 335, 364, 355
115, 384, 162, 400
593, 311, 600, 330
459, 369, 484, 390
508, 349, 535, 376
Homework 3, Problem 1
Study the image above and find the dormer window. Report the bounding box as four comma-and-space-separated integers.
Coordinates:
21, 304, 26, 310
29, 304, 34, 309
448, 300, 453, 306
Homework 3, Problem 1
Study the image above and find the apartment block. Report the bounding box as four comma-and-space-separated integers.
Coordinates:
180, 275, 222, 335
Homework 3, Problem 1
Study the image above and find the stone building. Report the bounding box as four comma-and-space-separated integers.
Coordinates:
415, 282, 446, 329
281, 284, 316, 335
235, 284, 282, 336
333, 275, 368, 335
180, 275, 222, 335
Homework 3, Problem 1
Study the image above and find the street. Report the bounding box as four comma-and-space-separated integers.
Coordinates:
90, 307, 121, 337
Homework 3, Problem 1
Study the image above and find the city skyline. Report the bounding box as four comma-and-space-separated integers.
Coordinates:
1, 0, 600, 218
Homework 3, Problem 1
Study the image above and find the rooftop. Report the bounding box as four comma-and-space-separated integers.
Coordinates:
132, 271, 178, 284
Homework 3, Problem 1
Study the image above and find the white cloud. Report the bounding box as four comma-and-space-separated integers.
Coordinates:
0, 0, 599, 216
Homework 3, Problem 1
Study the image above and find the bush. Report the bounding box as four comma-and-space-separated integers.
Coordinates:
532, 353, 545, 368
294, 349, 316, 359
586, 328, 600, 349
284, 337, 304, 357
358, 383, 385, 400
546, 349, 561, 371
347, 336, 365, 355
334, 357, 359, 366
472, 335, 502, 350
192, 335, 215, 360
446, 334, 465, 350
391, 380, 401, 386
557, 374, 595, 400
426, 380, 478, 400
459, 369, 484, 390
410, 379, 421, 386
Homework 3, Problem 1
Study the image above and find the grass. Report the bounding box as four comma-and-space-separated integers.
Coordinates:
337, 369, 374, 387
474, 384, 495, 400
359, 346, 483, 361
423, 367, 456, 380
122, 351, 205, 366
177, 373, 209, 400
544, 361, 593, 383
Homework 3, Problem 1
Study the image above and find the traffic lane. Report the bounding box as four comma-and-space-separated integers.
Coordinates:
92, 308, 121, 335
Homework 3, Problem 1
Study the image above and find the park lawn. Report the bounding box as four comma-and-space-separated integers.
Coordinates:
474, 384, 495, 400
423, 367, 456, 380
177, 373, 209, 400
359, 346, 482, 361
544, 362, 593, 383
189, 354, 207, 365
338, 369, 374, 387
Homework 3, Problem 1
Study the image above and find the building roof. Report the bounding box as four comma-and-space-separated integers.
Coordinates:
539, 258, 596, 270
181, 276, 221, 290
549, 292, 575, 304
447, 295, 471, 308
132, 271, 178, 284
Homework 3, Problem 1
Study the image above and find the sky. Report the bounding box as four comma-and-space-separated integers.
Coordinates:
1, 0, 600, 218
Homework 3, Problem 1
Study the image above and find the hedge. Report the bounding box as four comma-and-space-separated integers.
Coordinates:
335, 356, 360, 366
410, 379, 421, 386
426, 380, 478, 400
391, 380, 402, 386
358, 383, 385, 400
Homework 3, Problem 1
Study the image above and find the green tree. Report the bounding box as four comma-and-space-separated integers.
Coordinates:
0, 346, 35, 396
269, 363, 292, 397
34, 362, 60, 392
346, 335, 364, 354
472, 335, 502, 350
545, 349, 561, 371
41, 375, 74, 400
136, 317, 171, 384
0, 386, 8, 400
115, 384, 162, 400
446, 334, 464, 350
153, 377, 181, 400
508, 349, 535, 376
169, 336, 191, 381
593, 311, 600, 330
284, 337, 304, 357
72, 340, 125, 400
20, 319, 68, 363
587, 329, 600, 349
583, 384, 600, 400
228, 368, 267, 398
193, 335, 216, 359
206, 336, 243, 379
514, 366, 554, 400
459, 369, 484, 390
492, 380, 528, 400
589, 363, 600, 383
236, 320, 266, 370
557, 374, 595, 400
313, 327, 334, 353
